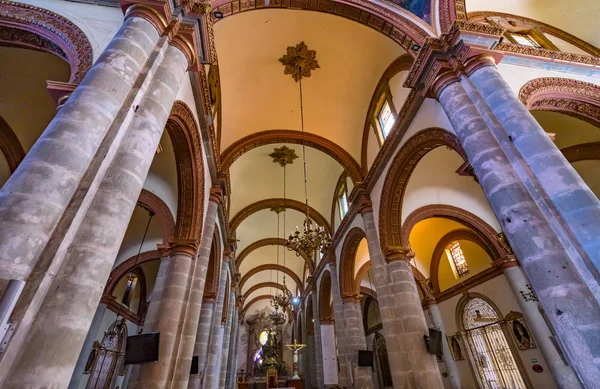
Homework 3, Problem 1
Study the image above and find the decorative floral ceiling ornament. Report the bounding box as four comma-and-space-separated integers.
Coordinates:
269, 145, 298, 167
279, 41, 320, 82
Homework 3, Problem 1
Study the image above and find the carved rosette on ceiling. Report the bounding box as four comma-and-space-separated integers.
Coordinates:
279, 41, 320, 82
269, 145, 298, 166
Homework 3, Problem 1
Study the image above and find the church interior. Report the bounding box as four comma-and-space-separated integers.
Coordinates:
0, 0, 599, 388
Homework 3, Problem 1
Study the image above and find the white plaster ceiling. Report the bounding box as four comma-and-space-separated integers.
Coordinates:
465, 0, 600, 47
241, 269, 301, 295
239, 245, 306, 282
214, 9, 405, 160
229, 143, 343, 219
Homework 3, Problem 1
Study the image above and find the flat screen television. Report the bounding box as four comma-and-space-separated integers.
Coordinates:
124, 332, 160, 365
358, 350, 374, 367
190, 355, 199, 375
427, 328, 443, 356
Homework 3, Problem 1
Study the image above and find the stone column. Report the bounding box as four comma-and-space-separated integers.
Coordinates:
67, 303, 108, 389
0, 39, 191, 389
130, 240, 198, 389
329, 262, 349, 388
203, 260, 230, 389
0, 15, 161, 283
426, 300, 461, 389
225, 307, 240, 389
501, 261, 581, 388
360, 197, 443, 389
434, 62, 600, 387
189, 298, 215, 389
342, 296, 373, 389
219, 290, 235, 387
470, 67, 600, 286
311, 292, 325, 388
171, 191, 222, 388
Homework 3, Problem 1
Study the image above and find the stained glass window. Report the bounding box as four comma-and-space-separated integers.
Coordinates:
339, 190, 349, 217
449, 242, 469, 277
509, 33, 540, 48
378, 100, 395, 139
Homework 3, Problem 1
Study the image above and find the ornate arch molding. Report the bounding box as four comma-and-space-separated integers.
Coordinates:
378, 128, 466, 252
429, 229, 497, 293
0, 114, 25, 172
402, 204, 507, 260
210, 0, 431, 50
361, 54, 414, 173
203, 227, 222, 300
236, 238, 314, 273
220, 129, 364, 184
339, 227, 366, 298
104, 250, 161, 296
318, 270, 333, 323
468, 12, 600, 57
519, 77, 600, 128
138, 189, 175, 243
230, 198, 331, 236
239, 263, 304, 293
166, 101, 205, 242
0, 1, 93, 83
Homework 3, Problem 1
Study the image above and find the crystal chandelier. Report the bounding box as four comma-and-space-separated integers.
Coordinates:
286, 64, 331, 256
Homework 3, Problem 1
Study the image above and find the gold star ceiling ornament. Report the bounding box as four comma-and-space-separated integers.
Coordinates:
269, 145, 298, 167
278, 41, 320, 82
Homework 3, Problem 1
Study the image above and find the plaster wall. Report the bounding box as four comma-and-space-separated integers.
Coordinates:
389, 70, 411, 113
497, 63, 600, 95
436, 275, 558, 389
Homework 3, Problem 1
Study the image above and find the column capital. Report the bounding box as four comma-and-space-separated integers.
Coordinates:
404, 21, 504, 99
156, 243, 172, 258
384, 245, 415, 262
120, 0, 172, 34
495, 255, 519, 270
320, 317, 334, 325
209, 184, 224, 205
203, 292, 217, 303
167, 238, 198, 256
167, 19, 203, 72
357, 194, 373, 215
46, 81, 78, 111
342, 294, 361, 304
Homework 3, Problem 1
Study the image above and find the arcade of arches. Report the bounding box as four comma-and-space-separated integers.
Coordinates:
0, 0, 600, 388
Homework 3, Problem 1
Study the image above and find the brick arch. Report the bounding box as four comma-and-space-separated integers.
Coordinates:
0, 114, 25, 174
166, 101, 205, 242
339, 227, 367, 298
378, 128, 466, 254
239, 264, 304, 294
519, 77, 600, 128
361, 54, 414, 173
203, 226, 222, 300
220, 129, 364, 184
137, 189, 175, 243
429, 229, 496, 293
236, 238, 314, 274
211, 0, 431, 49
318, 270, 333, 323
230, 198, 331, 236
0, 1, 93, 83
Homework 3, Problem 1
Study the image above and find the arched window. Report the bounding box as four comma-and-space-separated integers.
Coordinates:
446, 241, 469, 278
377, 98, 395, 139
461, 297, 527, 389
338, 181, 349, 218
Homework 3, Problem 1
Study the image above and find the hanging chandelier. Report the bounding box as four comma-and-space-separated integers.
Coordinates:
279, 43, 331, 256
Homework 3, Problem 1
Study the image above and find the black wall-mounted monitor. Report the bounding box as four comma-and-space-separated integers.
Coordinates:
190, 355, 199, 375
427, 328, 443, 356
124, 332, 160, 365
358, 350, 374, 367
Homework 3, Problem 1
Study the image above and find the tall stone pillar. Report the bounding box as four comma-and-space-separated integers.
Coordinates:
329, 262, 349, 388
219, 290, 236, 387
171, 189, 223, 388
359, 197, 443, 389
189, 299, 215, 389
470, 67, 600, 285
425, 300, 461, 389
0, 15, 161, 283
342, 296, 373, 389
203, 259, 230, 389
130, 240, 198, 389
0, 35, 193, 389
311, 291, 325, 388
403, 26, 600, 386
501, 260, 581, 388
225, 306, 240, 389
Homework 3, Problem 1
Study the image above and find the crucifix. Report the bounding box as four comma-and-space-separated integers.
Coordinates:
285, 339, 307, 380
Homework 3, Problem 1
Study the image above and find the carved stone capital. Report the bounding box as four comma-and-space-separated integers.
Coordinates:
209, 184, 224, 205
495, 255, 519, 270
168, 19, 202, 71
405, 20, 504, 99
357, 194, 373, 215
157, 243, 172, 258
320, 317, 334, 325
120, 0, 172, 35
384, 245, 415, 262
342, 294, 361, 303
167, 238, 198, 256
203, 292, 217, 303
46, 81, 78, 111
